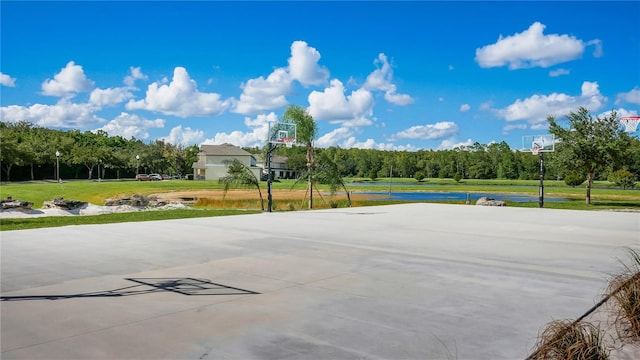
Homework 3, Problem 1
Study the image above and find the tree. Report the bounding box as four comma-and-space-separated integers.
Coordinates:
282, 105, 318, 209
219, 159, 264, 210
563, 172, 586, 187
0, 121, 28, 181
608, 169, 636, 189
315, 153, 351, 207
548, 107, 631, 204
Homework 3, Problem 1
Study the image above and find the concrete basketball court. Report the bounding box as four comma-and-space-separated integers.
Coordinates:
1, 203, 639, 359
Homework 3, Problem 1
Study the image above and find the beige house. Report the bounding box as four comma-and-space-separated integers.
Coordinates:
191, 144, 262, 181
253, 154, 299, 180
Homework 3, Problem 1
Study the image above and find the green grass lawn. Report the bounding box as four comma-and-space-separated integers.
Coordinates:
0, 208, 260, 231
0, 179, 308, 207
1, 178, 638, 231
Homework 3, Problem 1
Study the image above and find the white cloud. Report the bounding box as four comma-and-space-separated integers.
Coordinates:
377, 143, 417, 151
233, 41, 330, 114
126, 67, 231, 117
496, 81, 607, 125
288, 41, 329, 86
363, 53, 413, 106
89, 87, 134, 107
502, 123, 527, 135
479, 101, 492, 111
391, 122, 459, 141
587, 39, 603, 57
363, 54, 394, 91
341, 136, 416, 151
460, 104, 470, 112
599, 108, 639, 120
124, 66, 148, 87
313, 127, 417, 150
316, 127, 353, 148
616, 87, 640, 105
343, 137, 376, 149
233, 68, 290, 114
160, 125, 204, 145
475, 22, 592, 69
307, 79, 374, 127
0, 100, 104, 128
41, 61, 94, 97
530, 123, 549, 131
0, 72, 16, 87
94, 112, 164, 139
202, 112, 278, 147
549, 68, 570, 77
384, 87, 414, 106
437, 138, 474, 150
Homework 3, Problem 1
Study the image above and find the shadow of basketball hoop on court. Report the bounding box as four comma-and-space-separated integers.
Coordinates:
0, 278, 259, 301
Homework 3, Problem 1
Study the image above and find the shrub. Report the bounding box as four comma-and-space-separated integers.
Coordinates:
453, 173, 462, 183
608, 169, 636, 189
529, 320, 609, 360
564, 172, 586, 187
414, 171, 425, 182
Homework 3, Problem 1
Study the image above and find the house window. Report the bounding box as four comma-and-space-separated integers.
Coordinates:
279, 171, 284, 178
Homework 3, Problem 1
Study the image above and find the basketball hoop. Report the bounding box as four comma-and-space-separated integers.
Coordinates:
531, 146, 540, 155
280, 138, 296, 148
620, 116, 640, 133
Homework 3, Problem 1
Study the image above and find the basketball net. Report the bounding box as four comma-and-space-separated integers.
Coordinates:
531, 146, 540, 155
280, 138, 296, 148
620, 116, 640, 133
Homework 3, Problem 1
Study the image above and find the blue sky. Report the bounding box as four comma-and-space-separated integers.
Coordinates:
1, 1, 639, 151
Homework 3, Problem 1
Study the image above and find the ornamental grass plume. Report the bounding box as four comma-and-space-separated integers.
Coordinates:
608, 248, 640, 342
529, 320, 609, 360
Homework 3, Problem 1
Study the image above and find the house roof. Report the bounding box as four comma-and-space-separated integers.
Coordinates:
252, 154, 288, 165
192, 161, 206, 169
271, 155, 288, 164
199, 144, 251, 156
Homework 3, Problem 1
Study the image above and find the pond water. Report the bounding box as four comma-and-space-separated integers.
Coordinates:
356, 191, 567, 203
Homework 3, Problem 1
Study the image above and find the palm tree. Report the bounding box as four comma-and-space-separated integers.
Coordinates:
315, 153, 351, 207
219, 158, 264, 210
292, 154, 352, 208
282, 105, 317, 209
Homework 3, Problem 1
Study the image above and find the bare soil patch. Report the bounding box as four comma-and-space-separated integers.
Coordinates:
153, 189, 375, 202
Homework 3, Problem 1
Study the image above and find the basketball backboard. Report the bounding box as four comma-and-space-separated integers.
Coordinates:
522, 134, 555, 154
267, 121, 297, 147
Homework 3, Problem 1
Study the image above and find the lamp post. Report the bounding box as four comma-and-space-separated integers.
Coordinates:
55, 151, 60, 183
136, 155, 140, 175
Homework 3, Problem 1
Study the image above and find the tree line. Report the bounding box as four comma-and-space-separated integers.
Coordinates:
0, 121, 199, 181
272, 135, 639, 184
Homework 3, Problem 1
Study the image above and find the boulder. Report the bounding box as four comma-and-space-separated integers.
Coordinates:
475, 196, 506, 207
42, 198, 87, 210
1, 197, 33, 211
104, 194, 168, 208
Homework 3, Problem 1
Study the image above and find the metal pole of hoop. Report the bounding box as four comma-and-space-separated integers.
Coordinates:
266, 138, 294, 212
531, 145, 544, 208
267, 142, 274, 213
539, 151, 544, 208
